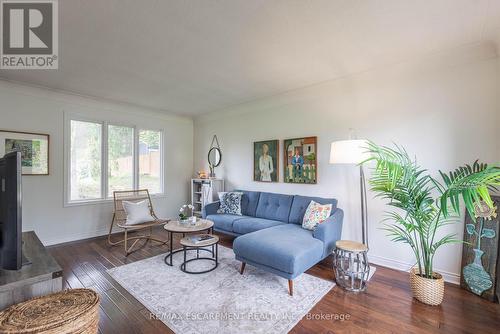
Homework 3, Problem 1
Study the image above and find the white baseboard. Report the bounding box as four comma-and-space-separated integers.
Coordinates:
369, 254, 460, 285
41, 227, 119, 246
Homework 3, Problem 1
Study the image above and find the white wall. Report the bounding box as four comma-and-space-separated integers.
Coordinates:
194, 43, 500, 283
0, 81, 193, 245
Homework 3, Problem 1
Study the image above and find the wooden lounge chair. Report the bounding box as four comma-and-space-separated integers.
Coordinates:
108, 189, 169, 255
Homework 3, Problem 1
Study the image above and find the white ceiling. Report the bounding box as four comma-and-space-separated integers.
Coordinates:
1, 0, 500, 116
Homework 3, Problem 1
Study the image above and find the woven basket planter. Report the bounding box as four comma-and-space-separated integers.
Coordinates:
0, 288, 100, 334
409, 268, 444, 306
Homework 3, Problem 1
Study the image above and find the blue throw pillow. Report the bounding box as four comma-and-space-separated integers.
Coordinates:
217, 192, 243, 215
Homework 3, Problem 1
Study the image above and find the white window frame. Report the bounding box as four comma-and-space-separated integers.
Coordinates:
64, 113, 165, 207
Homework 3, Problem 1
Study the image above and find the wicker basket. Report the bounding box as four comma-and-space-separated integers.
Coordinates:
0, 288, 100, 334
409, 268, 444, 306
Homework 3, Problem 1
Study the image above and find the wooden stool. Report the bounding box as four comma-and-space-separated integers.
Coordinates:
333, 240, 370, 292
0, 288, 100, 334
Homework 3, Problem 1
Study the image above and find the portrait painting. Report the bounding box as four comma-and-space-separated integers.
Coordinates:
284, 136, 317, 184
254, 140, 279, 182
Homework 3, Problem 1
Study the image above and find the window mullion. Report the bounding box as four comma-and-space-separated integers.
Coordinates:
102, 122, 108, 199
64, 115, 70, 204
134, 127, 139, 190
160, 131, 164, 194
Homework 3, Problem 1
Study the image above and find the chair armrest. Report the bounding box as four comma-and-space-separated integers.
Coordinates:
202, 201, 220, 218
313, 208, 344, 257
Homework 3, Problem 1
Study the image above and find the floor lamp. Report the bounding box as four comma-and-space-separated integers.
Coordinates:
330, 139, 376, 279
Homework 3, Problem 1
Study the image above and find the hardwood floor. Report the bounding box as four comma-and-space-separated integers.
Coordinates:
48, 227, 500, 334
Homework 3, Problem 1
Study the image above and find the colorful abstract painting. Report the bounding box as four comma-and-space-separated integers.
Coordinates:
1, 130, 49, 175
283, 137, 317, 184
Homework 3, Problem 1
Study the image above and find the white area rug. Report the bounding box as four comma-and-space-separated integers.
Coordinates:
108, 246, 334, 334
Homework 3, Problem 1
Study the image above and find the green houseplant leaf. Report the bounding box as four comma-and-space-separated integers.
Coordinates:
364, 141, 500, 279
438, 161, 500, 219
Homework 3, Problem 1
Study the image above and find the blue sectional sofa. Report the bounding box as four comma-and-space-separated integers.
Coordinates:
202, 190, 344, 295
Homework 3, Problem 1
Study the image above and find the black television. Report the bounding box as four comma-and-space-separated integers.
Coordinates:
0, 151, 23, 270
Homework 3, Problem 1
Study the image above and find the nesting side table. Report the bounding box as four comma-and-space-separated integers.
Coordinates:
180, 234, 219, 274
163, 219, 214, 266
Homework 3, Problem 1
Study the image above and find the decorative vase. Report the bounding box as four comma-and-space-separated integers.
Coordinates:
409, 268, 444, 306
189, 216, 197, 225
462, 249, 493, 296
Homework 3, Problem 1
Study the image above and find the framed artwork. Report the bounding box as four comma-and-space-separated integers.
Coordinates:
0, 130, 49, 175
460, 196, 500, 302
254, 140, 279, 182
284, 136, 317, 184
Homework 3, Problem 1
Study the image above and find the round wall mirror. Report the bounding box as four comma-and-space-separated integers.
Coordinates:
208, 147, 222, 167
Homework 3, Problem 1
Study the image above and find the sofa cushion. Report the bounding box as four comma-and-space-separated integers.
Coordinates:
232, 217, 285, 235
236, 190, 261, 217
289, 195, 338, 224
206, 214, 247, 232
255, 192, 293, 223
217, 192, 243, 215
302, 201, 333, 230
233, 224, 324, 275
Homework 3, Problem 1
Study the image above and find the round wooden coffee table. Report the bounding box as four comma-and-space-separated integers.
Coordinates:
163, 219, 214, 266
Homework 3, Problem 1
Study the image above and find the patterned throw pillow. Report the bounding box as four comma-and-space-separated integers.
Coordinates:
217, 192, 243, 215
302, 200, 333, 230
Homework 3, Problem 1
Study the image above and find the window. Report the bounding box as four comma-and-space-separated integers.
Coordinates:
70, 120, 102, 201
108, 125, 134, 195
139, 130, 161, 194
66, 117, 163, 204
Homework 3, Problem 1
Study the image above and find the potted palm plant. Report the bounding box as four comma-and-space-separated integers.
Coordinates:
365, 142, 499, 305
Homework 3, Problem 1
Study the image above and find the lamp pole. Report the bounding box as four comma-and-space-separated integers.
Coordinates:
360, 164, 368, 246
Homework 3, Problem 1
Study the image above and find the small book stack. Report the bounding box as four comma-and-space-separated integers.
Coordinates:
189, 235, 214, 244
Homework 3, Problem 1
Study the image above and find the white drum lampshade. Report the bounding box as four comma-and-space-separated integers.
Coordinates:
329, 139, 369, 165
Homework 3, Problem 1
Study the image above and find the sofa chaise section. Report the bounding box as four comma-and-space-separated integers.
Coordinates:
233, 224, 324, 279
233, 205, 343, 295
